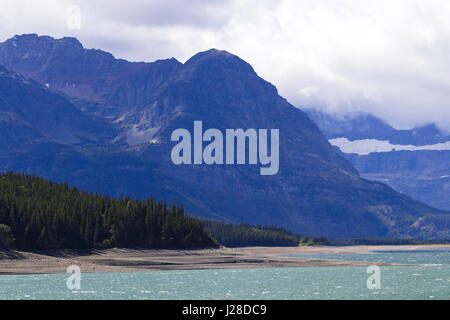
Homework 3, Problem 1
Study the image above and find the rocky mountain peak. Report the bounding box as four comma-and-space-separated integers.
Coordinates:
183, 48, 256, 76
0, 35, 448, 239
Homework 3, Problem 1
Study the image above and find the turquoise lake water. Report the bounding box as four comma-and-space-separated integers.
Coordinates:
0, 250, 448, 300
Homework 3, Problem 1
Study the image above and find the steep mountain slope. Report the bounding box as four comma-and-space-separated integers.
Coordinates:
347, 151, 450, 211
0, 64, 117, 183
0, 34, 448, 239
0, 65, 114, 146
307, 109, 450, 211
0, 34, 182, 118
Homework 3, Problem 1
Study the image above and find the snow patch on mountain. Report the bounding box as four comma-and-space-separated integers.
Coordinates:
330, 137, 450, 155
125, 125, 161, 146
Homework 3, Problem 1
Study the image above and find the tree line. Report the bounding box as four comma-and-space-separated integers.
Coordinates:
0, 172, 218, 250
329, 238, 450, 246
202, 220, 329, 247
0, 172, 330, 251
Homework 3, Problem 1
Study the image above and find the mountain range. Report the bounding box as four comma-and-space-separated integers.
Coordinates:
0, 33, 448, 239
307, 109, 450, 211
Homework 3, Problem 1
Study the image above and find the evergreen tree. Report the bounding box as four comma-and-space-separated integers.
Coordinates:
0, 172, 218, 250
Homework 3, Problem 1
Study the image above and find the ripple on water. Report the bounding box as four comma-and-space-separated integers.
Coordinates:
0, 251, 448, 300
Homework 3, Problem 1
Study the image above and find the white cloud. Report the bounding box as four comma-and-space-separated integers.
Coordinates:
1, 0, 450, 129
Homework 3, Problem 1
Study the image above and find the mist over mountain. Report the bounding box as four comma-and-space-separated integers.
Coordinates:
0, 34, 448, 239
307, 109, 450, 211
306, 109, 450, 146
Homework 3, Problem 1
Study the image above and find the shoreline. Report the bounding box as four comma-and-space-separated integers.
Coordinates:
1, 245, 448, 275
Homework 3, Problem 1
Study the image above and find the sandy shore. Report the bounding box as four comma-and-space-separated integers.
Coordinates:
0, 245, 448, 275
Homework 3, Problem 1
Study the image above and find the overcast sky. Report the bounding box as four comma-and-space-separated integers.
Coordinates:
1, 0, 450, 130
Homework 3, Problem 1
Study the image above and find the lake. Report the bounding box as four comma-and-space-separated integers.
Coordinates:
0, 250, 448, 299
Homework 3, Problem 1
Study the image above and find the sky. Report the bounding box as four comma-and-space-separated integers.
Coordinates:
1, 0, 450, 130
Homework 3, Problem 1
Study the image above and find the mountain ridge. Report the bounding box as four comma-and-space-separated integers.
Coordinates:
306, 109, 450, 146
306, 109, 450, 211
0, 34, 448, 239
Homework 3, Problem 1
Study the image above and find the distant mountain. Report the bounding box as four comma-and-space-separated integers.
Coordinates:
306, 109, 450, 211
306, 109, 450, 145
0, 34, 448, 239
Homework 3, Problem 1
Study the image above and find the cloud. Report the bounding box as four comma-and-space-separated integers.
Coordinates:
1, 0, 450, 130
82, 0, 231, 28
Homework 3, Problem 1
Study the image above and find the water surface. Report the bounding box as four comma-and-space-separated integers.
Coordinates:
0, 250, 448, 300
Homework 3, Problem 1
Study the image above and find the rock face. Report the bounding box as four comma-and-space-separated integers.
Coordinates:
348, 151, 450, 211
0, 34, 448, 239
0, 34, 182, 117
0, 64, 114, 177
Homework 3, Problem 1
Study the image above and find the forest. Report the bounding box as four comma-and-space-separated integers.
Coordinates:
203, 220, 329, 247
0, 172, 218, 249
0, 172, 330, 250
